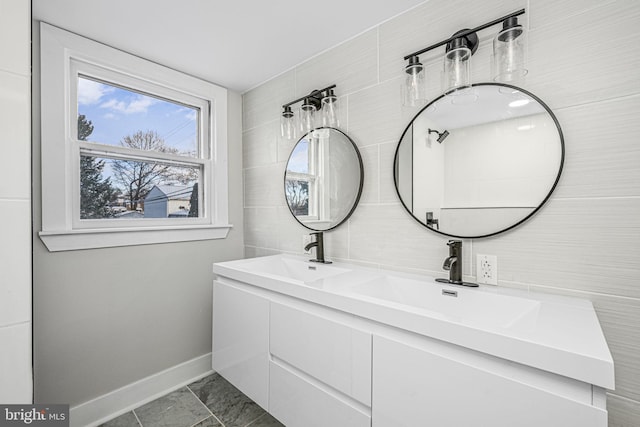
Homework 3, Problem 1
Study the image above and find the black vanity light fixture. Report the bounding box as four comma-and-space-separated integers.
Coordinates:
280, 85, 339, 140
402, 9, 527, 106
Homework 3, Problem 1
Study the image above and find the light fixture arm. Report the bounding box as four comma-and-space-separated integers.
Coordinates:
403, 8, 525, 61
282, 84, 337, 110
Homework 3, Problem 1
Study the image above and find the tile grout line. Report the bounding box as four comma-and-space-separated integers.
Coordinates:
185, 384, 226, 427
132, 409, 143, 427
244, 413, 269, 427
188, 416, 215, 427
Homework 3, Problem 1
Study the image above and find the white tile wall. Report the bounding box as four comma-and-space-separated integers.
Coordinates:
0, 71, 31, 199
241, 0, 640, 424
0, 0, 32, 403
0, 200, 31, 326
526, 1, 640, 109
0, 323, 32, 403
553, 95, 640, 198
358, 145, 379, 204
295, 29, 378, 98
0, 0, 30, 75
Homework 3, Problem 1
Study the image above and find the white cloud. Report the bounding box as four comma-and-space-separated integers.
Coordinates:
185, 109, 197, 121
166, 106, 197, 122
103, 113, 116, 119
78, 78, 114, 105
100, 95, 156, 114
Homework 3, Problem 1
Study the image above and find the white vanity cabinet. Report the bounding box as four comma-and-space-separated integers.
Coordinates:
213, 255, 613, 427
372, 334, 608, 427
212, 280, 269, 410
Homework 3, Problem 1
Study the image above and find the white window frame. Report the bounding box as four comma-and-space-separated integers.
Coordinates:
286, 137, 319, 220
38, 22, 231, 251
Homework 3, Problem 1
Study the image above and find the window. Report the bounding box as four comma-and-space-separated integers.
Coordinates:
39, 23, 230, 251
284, 129, 332, 224
285, 138, 317, 219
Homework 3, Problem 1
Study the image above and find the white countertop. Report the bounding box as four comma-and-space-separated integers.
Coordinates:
213, 254, 614, 390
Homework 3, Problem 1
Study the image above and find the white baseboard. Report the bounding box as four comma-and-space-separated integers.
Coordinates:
70, 353, 213, 427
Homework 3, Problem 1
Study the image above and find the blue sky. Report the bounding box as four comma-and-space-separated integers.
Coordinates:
287, 139, 309, 174
77, 77, 198, 156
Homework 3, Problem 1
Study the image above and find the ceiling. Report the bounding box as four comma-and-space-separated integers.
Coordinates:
32, 0, 426, 93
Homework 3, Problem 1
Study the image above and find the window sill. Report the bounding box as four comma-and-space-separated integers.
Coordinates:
39, 224, 233, 252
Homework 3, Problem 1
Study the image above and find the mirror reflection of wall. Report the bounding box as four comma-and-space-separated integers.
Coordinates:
395, 84, 564, 238
285, 128, 363, 231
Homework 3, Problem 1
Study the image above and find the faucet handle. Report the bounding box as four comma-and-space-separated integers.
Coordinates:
447, 239, 461, 246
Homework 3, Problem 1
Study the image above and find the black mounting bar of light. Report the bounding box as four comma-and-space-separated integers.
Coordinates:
280, 84, 340, 138
403, 9, 525, 61
282, 84, 337, 110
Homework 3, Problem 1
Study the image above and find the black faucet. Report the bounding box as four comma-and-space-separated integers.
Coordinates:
436, 240, 478, 287
304, 232, 332, 264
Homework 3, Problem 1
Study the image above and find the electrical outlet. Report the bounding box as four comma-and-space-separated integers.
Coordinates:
477, 254, 498, 285
302, 235, 313, 254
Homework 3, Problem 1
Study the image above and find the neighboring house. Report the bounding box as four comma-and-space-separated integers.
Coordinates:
114, 210, 144, 219
144, 184, 192, 218
168, 208, 189, 218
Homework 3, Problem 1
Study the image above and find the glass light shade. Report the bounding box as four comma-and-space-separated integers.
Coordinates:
493, 24, 528, 83
321, 91, 340, 127
299, 102, 316, 134
280, 106, 296, 140
443, 46, 471, 95
403, 57, 426, 107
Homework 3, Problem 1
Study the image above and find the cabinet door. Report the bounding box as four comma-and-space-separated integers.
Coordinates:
372, 335, 607, 427
213, 280, 269, 410
270, 302, 372, 405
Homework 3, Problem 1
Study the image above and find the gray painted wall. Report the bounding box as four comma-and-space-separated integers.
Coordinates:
31, 24, 244, 406
241, 0, 640, 425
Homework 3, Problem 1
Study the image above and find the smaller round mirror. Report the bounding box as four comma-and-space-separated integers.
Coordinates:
284, 127, 363, 231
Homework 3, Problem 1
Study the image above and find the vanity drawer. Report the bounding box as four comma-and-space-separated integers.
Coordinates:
269, 360, 371, 427
269, 302, 372, 406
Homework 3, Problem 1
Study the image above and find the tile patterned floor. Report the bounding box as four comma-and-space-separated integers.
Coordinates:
100, 373, 284, 427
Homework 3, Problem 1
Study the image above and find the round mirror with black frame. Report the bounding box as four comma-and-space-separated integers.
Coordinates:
394, 83, 564, 238
284, 127, 363, 231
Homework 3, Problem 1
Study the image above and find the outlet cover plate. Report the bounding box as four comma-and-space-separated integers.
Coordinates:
477, 254, 498, 285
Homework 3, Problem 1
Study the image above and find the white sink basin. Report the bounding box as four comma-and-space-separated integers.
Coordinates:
238, 256, 351, 283
213, 254, 614, 390
350, 275, 540, 329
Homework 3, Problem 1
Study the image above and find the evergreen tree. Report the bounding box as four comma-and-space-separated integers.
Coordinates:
78, 115, 117, 218
188, 183, 198, 217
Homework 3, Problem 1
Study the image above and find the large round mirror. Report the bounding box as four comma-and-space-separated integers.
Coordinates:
285, 127, 363, 231
394, 83, 564, 238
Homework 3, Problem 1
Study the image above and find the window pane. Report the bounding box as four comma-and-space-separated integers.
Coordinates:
285, 179, 309, 216
287, 139, 310, 173
80, 155, 201, 219
77, 76, 198, 157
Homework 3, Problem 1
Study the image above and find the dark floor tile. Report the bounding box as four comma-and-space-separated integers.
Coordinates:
99, 411, 140, 427
134, 387, 211, 427
188, 373, 267, 427
246, 413, 285, 427
190, 416, 222, 427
